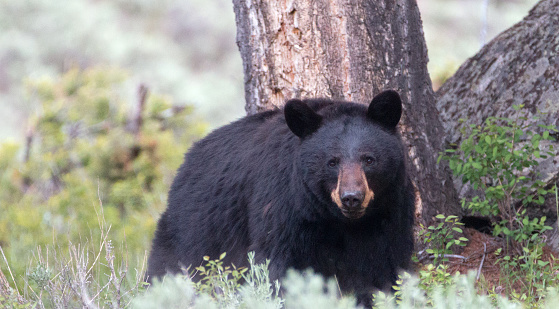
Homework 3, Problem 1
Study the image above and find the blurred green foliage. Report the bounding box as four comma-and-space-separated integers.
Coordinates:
0, 67, 206, 289
0, 0, 244, 140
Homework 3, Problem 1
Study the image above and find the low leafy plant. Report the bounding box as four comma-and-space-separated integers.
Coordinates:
495, 245, 559, 306
374, 271, 521, 309
438, 105, 559, 303
417, 264, 456, 300
439, 104, 557, 249
418, 214, 468, 264
240, 252, 283, 308
193, 252, 247, 306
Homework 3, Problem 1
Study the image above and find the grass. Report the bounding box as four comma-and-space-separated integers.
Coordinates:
0, 204, 147, 309
3, 228, 559, 308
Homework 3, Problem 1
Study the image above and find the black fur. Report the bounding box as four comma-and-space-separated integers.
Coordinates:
147, 90, 415, 305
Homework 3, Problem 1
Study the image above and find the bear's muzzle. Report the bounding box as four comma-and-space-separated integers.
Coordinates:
331, 162, 374, 219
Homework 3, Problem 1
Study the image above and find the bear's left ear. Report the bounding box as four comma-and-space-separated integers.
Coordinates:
367, 90, 402, 130
284, 99, 323, 138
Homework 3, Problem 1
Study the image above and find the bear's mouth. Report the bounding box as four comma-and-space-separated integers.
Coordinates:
340, 208, 366, 219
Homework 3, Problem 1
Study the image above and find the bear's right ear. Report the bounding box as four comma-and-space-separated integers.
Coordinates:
367, 90, 402, 130
284, 99, 323, 138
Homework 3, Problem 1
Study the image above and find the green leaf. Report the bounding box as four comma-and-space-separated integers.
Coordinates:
456, 163, 462, 174
538, 260, 549, 267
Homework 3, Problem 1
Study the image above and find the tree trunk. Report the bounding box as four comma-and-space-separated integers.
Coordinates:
436, 0, 559, 209
232, 0, 461, 225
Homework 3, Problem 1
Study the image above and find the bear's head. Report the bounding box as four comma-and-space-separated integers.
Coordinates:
284, 90, 405, 220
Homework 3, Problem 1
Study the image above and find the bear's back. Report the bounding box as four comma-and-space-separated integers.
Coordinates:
157, 108, 306, 272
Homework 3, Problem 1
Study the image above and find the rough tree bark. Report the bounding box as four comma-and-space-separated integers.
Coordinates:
232, 0, 462, 224
436, 0, 559, 210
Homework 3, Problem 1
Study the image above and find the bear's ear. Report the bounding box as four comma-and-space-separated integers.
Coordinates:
284, 99, 323, 138
367, 90, 402, 130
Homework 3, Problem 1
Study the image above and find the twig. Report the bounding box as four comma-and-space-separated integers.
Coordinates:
105, 240, 125, 309
71, 244, 100, 309
476, 243, 487, 281
439, 254, 466, 260
86, 226, 111, 276
419, 253, 466, 262
88, 180, 111, 276
555, 183, 558, 231
0, 246, 19, 296
334, 274, 343, 298
23, 126, 34, 163
131, 84, 149, 139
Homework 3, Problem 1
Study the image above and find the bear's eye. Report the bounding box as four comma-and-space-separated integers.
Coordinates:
364, 156, 375, 166
327, 159, 338, 168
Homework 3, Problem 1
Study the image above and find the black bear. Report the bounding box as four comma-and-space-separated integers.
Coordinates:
147, 90, 415, 305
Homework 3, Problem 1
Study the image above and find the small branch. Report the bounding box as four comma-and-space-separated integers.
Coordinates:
105, 240, 124, 309
69, 245, 99, 309
23, 126, 34, 163
555, 182, 558, 231
418, 253, 466, 263
20, 126, 35, 192
334, 274, 343, 298
131, 84, 149, 139
438, 254, 466, 260
0, 246, 20, 296
476, 242, 487, 281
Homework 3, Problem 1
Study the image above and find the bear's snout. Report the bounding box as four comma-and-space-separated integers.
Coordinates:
341, 191, 364, 209
331, 163, 375, 219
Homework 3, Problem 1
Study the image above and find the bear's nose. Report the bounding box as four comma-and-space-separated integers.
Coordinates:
341, 191, 364, 209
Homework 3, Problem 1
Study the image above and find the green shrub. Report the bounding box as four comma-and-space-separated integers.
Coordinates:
439, 104, 556, 247
438, 104, 558, 304
375, 271, 521, 309
193, 253, 247, 306
417, 214, 468, 264
0, 67, 206, 289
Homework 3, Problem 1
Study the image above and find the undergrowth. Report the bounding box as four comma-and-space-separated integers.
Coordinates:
5, 239, 559, 308
1, 71, 558, 308
438, 104, 559, 306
